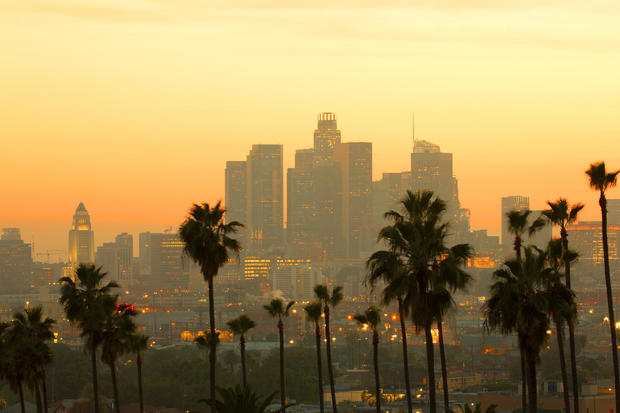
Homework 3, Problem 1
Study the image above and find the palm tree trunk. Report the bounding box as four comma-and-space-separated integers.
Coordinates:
240, 334, 247, 388
563, 229, 580, 413
35, 382, 43, 413
110, 362, 121, 413
278, 320, 286, 409
526, 350, 537, 413
18, 379, 25, 413
208, 276, 217, 413
137, 351, 144, 413
600, 194, 620, 413
424, 324, 437, 413
91, 342, 100, 413
41, 370, 49, 413
519, 335, 528, 413
556, 321, 570, 413
398, 299, 413, 413
315, 324, 325, 413
324, 307, 338, 413
437, 318, 449, 412
373, 330, 381, 413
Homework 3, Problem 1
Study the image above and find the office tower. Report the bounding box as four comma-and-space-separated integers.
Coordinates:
313, 112, 341, 167
272, 258, 314, 300
0, 229, 32, 293
246, 144, 284, 252
1, 228, 21, 241
609, 199, 620, 226
225, 161, 247, 225
334, 142, 373, 258
68, 202, 95, 264
95, 233, 133, 283
287, 148, 316, 257
410, 140, 459, 221
243, 256, 272, 279
145, 233, 189, 291
529, 210, 552, 250
567, 221, 619, 264
500, 195, 530, 248
372, 172, 410, 227
138, 232, 152, 275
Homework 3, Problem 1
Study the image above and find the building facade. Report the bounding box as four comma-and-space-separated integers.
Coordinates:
68, 202, 95, 264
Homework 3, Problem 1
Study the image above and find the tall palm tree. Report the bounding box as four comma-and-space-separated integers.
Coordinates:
586, 162, 620, 412
227, 315, 256, 388
366, 250, 413, 413
543, 198, 584, 413
379, 190, 472, 413
304, 302, 324, 413
485, 247, 570, 412
101, 297, 137, 413
59, 264, 118, 413
11, 307, 55, 413
506, 208, 546, 413
127, 334, 149, 413
264, 298, 295, 409
354, 307, 382, 413
543, 239, 577, 413
313, 284, 343, 413
179, 201, 243, 413
201, 385, 282, 413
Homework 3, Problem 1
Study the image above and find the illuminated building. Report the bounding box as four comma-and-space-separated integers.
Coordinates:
95, 232, 133, 283
0, 228, 32, 293
246, 144, 283, 252
334, 142, 373, 258
567, 221, 619, 264
243, 256, 271, 279
68, 202, 95, 264
225, 160, 247, 226
272, 258, 315, 300
142, 232, 189, 290
287, 149, 316, 257
313, 112, 341, 167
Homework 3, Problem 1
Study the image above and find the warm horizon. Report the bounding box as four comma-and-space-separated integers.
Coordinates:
2, 0, 620, 253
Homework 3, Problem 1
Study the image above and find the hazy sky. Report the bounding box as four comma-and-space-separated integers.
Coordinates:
2, 0, 620, 255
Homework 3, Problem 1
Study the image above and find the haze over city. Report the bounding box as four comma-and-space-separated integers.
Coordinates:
3, 0, 620, 252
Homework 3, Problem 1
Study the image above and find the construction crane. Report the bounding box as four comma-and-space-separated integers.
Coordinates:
36, 250, 66, 264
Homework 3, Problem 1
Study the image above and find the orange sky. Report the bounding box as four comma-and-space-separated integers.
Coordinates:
1, 0, 620, 255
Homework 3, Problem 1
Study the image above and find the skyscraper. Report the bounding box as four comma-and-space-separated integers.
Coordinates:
334, 141, 373, 258
68, 202, 94, 264
501, 195, 530, 247
313, 112, 341, 167
246, 144, 284, 252
225, 161, 247, 225
372, 172, 410, 227
1, 228, 21, 241
144, 232, 189, 291
287, 148, 316, 257
567, 221, 619, 264
0, 228, 32, 293
96, 233, 133, 283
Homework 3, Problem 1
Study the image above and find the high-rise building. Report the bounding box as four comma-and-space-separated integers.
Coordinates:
529, 210, 552, 250
0, 229, 32, 293
142, 232, 189, 291
225, 161, 247, 226
567, 221, 619, 264
246, 144, 284, 252
272, 258, 315, 300
95, 233, 133, 284
287, 149, 316, 256
372, 172, 410, 227
334, 142, 373, 258
68, 202, 95, 264
1, 228, 21, 241
313, 112, 341, 167
500, 196, 530, 248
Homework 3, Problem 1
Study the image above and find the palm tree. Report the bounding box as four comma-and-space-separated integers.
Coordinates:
59, 264, 119, 413
313, 284, 343, 413
264, 298, 295, 409
484, 247, 569, 412
586, 161, 620, 413
304, 302, 324, 413
227, 315, 256, 388
127, 334, 149, 413
379, 190, 472, 413
200, 385, 283, 413
179, 201, 243, 413
11, 307, 55, 413
354, 307, 382, 413
366, 250, 413, 413
543, 239, 578, 413
543, 198, 584, 413
505, 208, 547, 413
101, 297, 137, 413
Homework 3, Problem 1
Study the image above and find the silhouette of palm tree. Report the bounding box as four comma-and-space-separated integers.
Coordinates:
264, 298, 295, 409
304, 302, 325, 413
354, 307, 382, 413
227, 315, 256, 388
